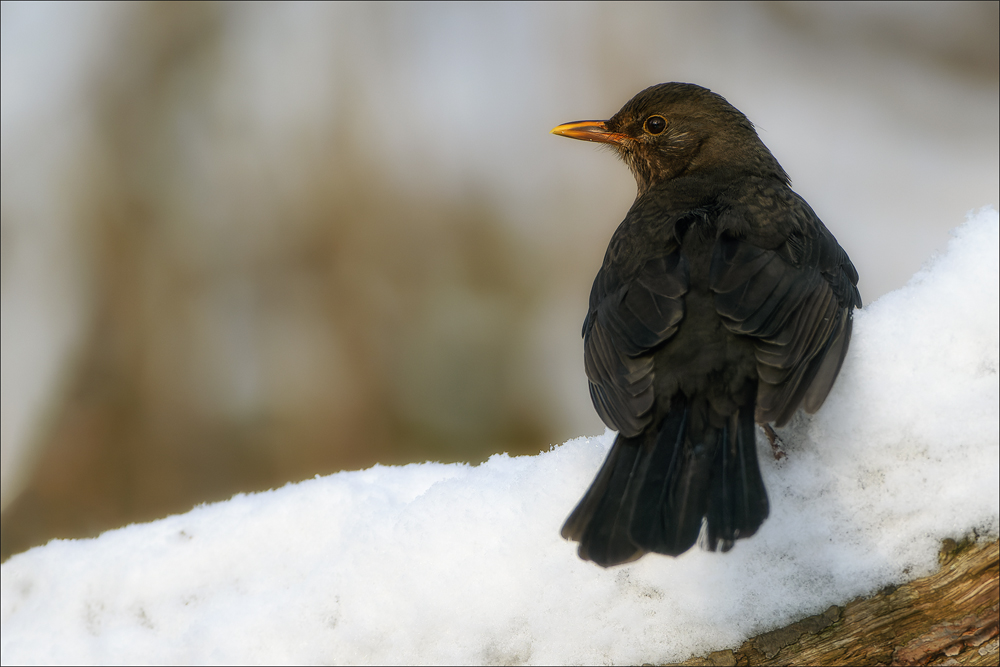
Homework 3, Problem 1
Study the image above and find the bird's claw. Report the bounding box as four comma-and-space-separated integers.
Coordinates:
762, 424, 787, 460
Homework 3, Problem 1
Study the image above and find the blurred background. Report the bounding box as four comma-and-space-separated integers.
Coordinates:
2, 1, 997, 561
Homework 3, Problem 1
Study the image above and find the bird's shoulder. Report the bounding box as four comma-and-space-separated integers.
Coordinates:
591, 182, 717, 293
715, 176, 861, 309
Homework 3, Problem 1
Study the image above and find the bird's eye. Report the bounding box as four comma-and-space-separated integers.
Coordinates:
644, 115, 667, 135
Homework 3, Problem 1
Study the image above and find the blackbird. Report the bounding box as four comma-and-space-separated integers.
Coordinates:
552, 83, 861, 567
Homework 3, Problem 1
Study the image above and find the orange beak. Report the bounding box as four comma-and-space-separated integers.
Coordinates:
550, 120, 631, 146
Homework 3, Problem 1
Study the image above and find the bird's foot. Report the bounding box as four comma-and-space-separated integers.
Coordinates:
762, 424, 786, 460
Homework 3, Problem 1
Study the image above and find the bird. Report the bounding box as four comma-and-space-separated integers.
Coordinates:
551, 83, 861, 567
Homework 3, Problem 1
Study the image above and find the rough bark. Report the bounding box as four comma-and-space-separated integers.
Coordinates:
676, 538, 999, 667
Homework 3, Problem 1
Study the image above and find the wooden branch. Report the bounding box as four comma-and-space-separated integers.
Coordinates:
677, 538, 999, 667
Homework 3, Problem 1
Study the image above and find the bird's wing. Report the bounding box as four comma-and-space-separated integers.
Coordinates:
583, 254, 688, 436
710, 191, 861, 426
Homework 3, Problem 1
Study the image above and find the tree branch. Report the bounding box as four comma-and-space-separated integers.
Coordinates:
678, 539, 999, 666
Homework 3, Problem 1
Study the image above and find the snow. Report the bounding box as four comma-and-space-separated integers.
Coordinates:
2, 207, 998, 664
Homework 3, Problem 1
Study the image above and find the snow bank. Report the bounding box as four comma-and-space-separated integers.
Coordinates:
2, 208, 998, 665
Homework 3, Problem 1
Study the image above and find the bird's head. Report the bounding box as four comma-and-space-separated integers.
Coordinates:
552, 82, 787, 195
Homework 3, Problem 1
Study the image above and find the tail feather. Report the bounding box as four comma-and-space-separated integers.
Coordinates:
562, 437, 644, 566
562, 400, 769, 566
706, 411, 770, 551
628, 406, 715, 556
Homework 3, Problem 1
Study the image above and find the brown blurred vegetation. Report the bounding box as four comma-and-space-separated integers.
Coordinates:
1, 4, 555, 560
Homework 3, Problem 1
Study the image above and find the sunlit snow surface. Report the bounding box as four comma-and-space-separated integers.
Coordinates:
2, 209, 998, 665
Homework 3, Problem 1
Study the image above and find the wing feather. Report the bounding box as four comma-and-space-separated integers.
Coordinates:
583, 254, 688, 435
711, 200, 860, 426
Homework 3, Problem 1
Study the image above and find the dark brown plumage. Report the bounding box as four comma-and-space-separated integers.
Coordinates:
552, 83, 861, 567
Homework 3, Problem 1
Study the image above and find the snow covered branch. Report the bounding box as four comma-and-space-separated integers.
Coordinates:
2, 209, 998, 664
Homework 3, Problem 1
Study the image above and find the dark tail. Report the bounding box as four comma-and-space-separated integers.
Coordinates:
562, 399, 769, 567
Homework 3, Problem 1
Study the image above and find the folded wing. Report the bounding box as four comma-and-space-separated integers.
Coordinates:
710, 198, 861, 426
583, 253, 688, 436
